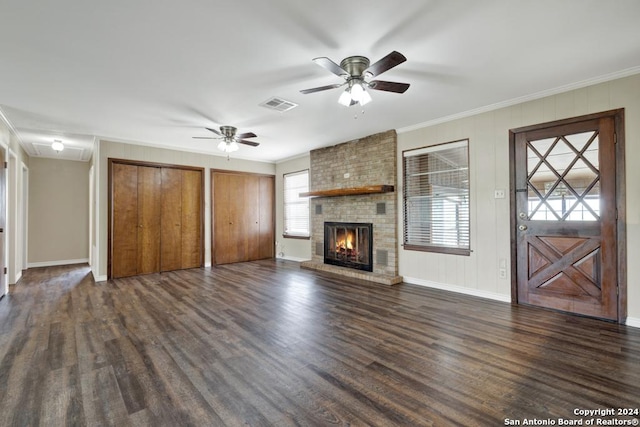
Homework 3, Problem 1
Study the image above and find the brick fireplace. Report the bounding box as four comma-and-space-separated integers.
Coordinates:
324, 221, 373, 272
300, 130, 402, 285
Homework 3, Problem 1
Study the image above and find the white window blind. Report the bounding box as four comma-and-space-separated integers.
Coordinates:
283, 170, 310, 237
403, 140, 470, 255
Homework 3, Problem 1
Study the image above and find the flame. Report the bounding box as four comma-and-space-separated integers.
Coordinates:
336, 232, 354, 251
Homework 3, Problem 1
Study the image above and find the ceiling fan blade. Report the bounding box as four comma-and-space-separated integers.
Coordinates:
205, 127, 223, 136
312, 57, 349, 77
236, 132, 257, 139
368, 80, 410, 93
238, 140, 260, 147
364, 51, 407, 78
300, 83, 345, 94
192, 136, 216, 139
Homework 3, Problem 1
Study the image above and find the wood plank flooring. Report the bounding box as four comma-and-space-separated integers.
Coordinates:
0, 260, 639, 426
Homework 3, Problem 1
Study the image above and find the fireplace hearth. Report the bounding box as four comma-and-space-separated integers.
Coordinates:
324, 222, 373, 272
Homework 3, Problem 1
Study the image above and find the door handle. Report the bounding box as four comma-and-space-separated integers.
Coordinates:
518, 224, 528, 231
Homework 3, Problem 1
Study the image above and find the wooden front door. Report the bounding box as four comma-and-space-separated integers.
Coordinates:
512, 111, 624, 321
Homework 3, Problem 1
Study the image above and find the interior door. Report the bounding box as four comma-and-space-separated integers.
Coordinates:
212, 171, 237, 265
180, 169, 202, 269
258, 175, 275, 259
112, 163, 139, 278
137, 166, 161, 274
160, 167, 183, 271
227, 173, 247, 264
513, 114, 619, 320
245, 174, 261, 260
110, 160, 203, 278
212, 171, 275, 265
0, 150, 6, 295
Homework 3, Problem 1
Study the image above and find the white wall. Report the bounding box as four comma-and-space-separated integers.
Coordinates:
275, 155, 312, 261
398, 73, 640, 324
28, 157, 90, 266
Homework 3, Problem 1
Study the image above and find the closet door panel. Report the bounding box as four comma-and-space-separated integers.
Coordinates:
161, 167, 182, 271
228, 173, 247, 264
211, 171, 275, 266
245, 175, 261, 260
181, 169, 202, 269
137, 166, 161, 275
112, 163, 138, 278
213, 172, 232, 265
258, 176, 275, 259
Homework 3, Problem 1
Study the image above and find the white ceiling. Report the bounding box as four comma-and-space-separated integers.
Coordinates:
1, 0, 639, 163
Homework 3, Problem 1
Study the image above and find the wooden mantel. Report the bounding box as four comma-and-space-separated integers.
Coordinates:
299, 185, 394, 198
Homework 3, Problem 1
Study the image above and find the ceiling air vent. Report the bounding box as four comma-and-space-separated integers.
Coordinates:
260, 97, 298, 112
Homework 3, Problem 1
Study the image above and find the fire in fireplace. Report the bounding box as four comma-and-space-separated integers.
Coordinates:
324, 222, 373, 272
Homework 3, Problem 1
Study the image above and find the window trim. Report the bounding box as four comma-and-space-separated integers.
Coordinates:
402, 139, 471, 256
283, 169, 310, 239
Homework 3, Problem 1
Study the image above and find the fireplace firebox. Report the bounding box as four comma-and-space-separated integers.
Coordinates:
324, 222, 373, 272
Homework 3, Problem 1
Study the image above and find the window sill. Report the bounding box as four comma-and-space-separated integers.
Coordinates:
283, 234, 310, 240
403, 244, 471, 256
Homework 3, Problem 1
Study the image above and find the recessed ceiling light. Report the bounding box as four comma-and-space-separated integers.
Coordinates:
52, 139, 64, 152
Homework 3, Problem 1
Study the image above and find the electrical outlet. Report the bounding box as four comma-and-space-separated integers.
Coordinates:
494, 189, 505, 199
344, 172, 350, 179
499, 268, 507, 279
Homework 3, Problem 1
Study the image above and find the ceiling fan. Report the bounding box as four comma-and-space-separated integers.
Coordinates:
300, 51, 410, 107
193, 125, 259, 153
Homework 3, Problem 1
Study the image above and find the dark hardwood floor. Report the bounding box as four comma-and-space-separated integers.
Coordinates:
0, 260, 638, 426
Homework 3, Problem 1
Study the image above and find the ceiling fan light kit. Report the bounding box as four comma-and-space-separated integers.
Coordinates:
192, 125, 259, 156
218, 140, 239, 153
301, 51, 410, 107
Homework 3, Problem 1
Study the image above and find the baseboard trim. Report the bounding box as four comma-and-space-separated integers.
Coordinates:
93, 274, 108, 283
625, 317, 640, 329
278, 255, 312, 262
28, 258, 89, 268
404, 276, 639, 329
403, 276, 512, 303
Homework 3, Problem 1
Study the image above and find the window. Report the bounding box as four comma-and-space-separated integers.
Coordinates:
283, 170, 310, 238
403, 139, 470, 255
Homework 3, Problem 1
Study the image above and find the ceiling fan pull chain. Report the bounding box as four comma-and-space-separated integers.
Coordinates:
353, 107, 366, 120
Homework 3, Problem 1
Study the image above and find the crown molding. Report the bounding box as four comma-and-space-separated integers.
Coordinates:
398, 66, 640, 134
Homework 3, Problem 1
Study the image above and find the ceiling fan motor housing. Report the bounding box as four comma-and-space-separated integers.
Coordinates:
340, 56, 370, 78
220, 125, 237, 138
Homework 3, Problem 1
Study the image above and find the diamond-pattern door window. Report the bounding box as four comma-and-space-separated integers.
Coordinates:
527, 131, 600, 221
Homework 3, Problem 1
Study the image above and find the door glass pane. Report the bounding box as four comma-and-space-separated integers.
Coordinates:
526, 131, 599, 221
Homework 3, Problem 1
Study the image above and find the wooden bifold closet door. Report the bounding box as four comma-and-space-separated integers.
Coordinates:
110, 160, 203, 279
211, 170, 274, 265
